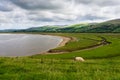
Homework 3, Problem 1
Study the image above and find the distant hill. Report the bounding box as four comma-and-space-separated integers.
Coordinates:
0, 19, 120, 33
85, 19, 120, 33
25, 26, 59, 32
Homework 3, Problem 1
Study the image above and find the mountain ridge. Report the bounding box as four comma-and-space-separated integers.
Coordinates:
0, 19, 120, 33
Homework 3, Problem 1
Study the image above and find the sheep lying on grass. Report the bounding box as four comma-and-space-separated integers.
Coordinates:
74, 57, 85, 62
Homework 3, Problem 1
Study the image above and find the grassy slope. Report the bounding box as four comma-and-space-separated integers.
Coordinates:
48, 33, 101, 52
0, 33, 120, 80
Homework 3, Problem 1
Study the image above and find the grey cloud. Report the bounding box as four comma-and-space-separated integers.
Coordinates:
10, 0, 64, 10
114, 6, 120, 14
27, 10, 76, 22
79, 14, 107, 21
0, 17, 11, 23
75, 0, 120, 6
0, 6, 12, 12
74, 0, 92, 4
28, 15, 67, 22
29, 17, 54, 22
0, 0, 13, 12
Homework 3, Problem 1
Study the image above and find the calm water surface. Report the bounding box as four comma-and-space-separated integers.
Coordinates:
0, 34, 62, 57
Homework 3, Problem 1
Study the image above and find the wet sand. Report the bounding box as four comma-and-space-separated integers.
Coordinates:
42, 36, 71, 54
58, 36, 71, 47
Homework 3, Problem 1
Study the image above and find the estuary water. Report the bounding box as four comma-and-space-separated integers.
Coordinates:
0, 34, 62, 57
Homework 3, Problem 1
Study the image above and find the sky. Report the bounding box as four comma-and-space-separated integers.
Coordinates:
0, 0, 120, 29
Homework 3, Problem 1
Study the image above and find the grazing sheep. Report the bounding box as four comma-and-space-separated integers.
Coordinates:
74, 57, 85, 62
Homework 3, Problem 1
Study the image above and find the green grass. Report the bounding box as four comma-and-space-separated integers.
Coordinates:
0, 58, 120, 80
0, 33, 120, 80
43, 33, 102, 52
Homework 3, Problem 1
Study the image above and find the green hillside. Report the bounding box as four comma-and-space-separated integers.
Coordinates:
0, 19, 120, 33
85, 19, 120, 33
23, 19, 120, 33
25, 26, 59, 32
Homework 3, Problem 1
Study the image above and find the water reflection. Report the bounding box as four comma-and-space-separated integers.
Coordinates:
0, 34, 62, 57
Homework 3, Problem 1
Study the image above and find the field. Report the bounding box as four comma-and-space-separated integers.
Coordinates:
0, 33, 120, 80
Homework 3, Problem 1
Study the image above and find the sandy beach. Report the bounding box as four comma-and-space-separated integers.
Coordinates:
42, 36, 71, 54
58, 36, 71, 47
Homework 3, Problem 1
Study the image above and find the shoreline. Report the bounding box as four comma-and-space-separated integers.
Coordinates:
0, 33, 72, 55
42, 35, 111, 55
58, 36, 71, 47
0, 33, 110, 55
42, 36, 72, 54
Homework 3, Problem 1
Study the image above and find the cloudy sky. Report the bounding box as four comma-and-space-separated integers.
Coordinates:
0, 0, 120, 29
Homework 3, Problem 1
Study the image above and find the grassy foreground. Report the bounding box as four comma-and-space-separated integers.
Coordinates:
0, 33, 120, 80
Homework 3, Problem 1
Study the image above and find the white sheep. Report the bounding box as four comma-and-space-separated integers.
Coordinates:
74, 57, 85, 62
